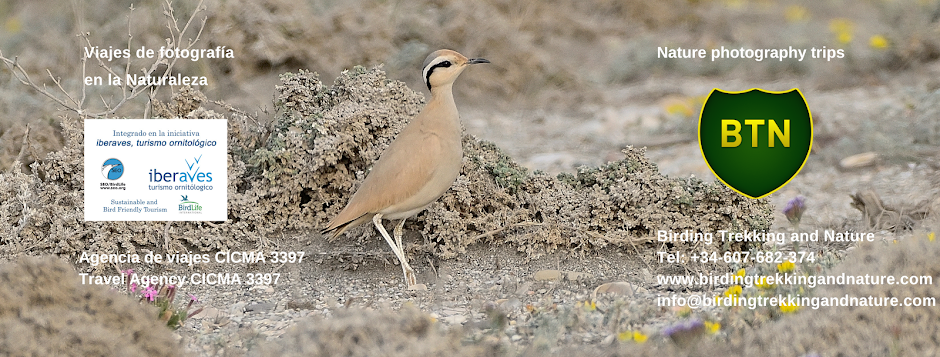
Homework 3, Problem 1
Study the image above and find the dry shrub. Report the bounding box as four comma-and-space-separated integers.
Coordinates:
421, 138, 773, 258
850, 190, 937, 231
260, 66, 772, 258
0, 256, 180, 356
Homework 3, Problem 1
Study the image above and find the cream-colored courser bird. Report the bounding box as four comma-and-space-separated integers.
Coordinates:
321, 49, 489, 287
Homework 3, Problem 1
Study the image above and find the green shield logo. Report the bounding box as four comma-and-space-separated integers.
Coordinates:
698, 88, 813, 199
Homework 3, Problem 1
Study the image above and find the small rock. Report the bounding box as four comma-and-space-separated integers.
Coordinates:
593, 282, 635, 299
442, 315, 467, 325
515, 282, 532, 295
248, 285, 275, 294
534, 270, 562, 281
246, 302, 276, 312
229, 302, 247, 315
191, 307, 219, 319
840, 152, 878, 170
408, 283, 428, 291
497, 298, 522, 312
511, 334, 522, 342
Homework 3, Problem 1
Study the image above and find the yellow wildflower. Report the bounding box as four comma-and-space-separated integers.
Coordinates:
724, 285, 743, 298
755, 277, 776, 290
869, 35, 889, 49
829, 18, 855, 44
618, 330, 648, 343
632, 330, 649, 343
704, 321, 721, 334
780, 300, 799, 313
928, 232, 935, 242
777, 261, 795, 273
583, 300, 596, 311
837, 32, 852, 44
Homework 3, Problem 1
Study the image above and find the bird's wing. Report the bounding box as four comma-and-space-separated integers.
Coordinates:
322, 129, 442, 234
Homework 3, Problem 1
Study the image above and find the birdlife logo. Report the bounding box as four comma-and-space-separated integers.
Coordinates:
698, 88, 813, 199
178, 194, 203, 214
101, 158, 124, 180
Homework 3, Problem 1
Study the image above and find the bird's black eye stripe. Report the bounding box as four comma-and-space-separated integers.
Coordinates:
425, 60, 454, 90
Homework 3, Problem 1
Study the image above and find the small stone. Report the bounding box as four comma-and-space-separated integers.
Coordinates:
249, 285, 273, 294
515, 282, 532, 295
593, 282, 635, 299
497, 298, 522, 312
534, 270, 562, 281
246, 302, 276, 312
191, 307, 219, 319
229, 302, 247, 315
840, 152, 878, 170
511, 334, 522, 342
442, 315, 467, 325
408, 283, 428, 291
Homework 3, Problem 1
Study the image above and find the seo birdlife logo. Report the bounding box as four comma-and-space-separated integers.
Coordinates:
101, 158, 124, 180
698, 88, 813, 199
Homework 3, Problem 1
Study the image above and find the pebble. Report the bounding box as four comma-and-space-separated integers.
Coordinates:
534, 270, 562, 281
191, 307, 219, 319
246, 302, 276, 312
593, 282, 635, 298
229, 302, 246, 316
408, 283, 429, 291
442, 314, 468, 325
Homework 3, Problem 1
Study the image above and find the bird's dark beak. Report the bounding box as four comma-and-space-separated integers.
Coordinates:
467, 58, 490, 65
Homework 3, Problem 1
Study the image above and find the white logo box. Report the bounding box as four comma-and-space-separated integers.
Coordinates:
84, 119, 228, 221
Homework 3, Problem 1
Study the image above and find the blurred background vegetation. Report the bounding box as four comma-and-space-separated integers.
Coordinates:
1, 0, 939, 171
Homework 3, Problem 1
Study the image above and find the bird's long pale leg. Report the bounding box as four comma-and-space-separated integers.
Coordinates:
373, 214, 416, 286
393, 219, 416, 286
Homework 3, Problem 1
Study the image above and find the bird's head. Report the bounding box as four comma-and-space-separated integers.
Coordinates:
422, 49, 489, 92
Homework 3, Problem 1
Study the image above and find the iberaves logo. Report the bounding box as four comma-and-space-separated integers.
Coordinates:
179, 195, 203, 214
148, 154, 213, 183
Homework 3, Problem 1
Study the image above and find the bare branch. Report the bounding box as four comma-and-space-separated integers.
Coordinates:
9, 124, 30, 174
0, 1, 208, 118
0, 52, 75, 112
46, 69, 80, 107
